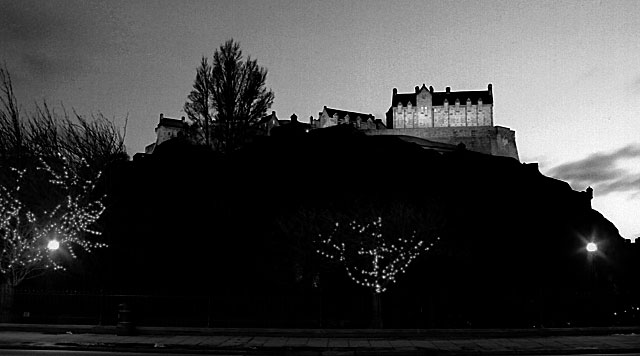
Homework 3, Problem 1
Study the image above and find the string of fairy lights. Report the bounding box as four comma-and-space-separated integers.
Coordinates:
316, 217, 439, 294
0, 158, 107, 285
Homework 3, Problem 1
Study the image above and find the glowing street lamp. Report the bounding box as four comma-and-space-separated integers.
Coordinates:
47, 239, 60, 251
586, 242, 597, 253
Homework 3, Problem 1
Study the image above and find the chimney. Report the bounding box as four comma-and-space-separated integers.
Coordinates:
393, 88, 397, 95
415, 86, 419, 93
290, 113, 298, 123
272, 110, 276, 116
429, 86, 434, 93
181, 116, 185, 122
309, 116, 314, 124
488, 83, 493, 95
446, 87, 451, 93
159, 113, 164, 120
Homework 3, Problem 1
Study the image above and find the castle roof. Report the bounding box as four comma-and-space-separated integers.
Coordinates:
156, 115, 187, 129
393, 93, 418, 107
259, 111, 278, 125
322, 106, 375, 121
392, 84, 493, 107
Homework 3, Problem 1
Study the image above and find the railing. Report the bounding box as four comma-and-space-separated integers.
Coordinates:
11, 289, 640, 328
12, 290, 325, 327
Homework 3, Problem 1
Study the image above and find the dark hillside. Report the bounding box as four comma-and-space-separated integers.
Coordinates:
24, 126, 636, 327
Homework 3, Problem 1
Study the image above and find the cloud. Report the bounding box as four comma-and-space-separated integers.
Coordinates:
0, 1, 121, 81
20, 52, 89, 82
548, 144, 640, 197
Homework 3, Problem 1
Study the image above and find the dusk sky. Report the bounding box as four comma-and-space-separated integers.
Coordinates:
1, 0, 639, 241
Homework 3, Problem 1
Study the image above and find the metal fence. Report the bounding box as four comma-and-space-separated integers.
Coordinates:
11, 289, 640, 328
13, 290, 325, 327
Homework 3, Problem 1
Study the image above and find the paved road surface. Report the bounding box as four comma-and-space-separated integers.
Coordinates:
0, 350, 238, 356
2, 350, 640, 356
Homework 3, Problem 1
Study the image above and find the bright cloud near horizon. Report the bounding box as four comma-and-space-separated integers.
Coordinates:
1, 0, 639, 241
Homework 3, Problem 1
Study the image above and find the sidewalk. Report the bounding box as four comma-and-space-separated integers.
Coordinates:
0, 324, 639, 355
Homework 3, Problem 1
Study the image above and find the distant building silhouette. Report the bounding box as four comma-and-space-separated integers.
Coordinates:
270, 113, 312, 137
256, 111, 280, 136
313, 106, 385, 130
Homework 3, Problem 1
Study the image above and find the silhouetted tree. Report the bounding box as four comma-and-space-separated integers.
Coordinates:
278, 196, 441, 328
0, 67, 128, 172
0, 160, 107, 284
184, 39, 274, 153
0, 65, 124, 321
317, 208, 440, 328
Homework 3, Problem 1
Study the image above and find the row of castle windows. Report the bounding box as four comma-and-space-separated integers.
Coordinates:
398, 99, 484, 109
394, 107, 492, 128
394, 104, 490, 115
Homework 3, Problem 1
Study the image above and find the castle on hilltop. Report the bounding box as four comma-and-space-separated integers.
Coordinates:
366, 84, 519, 160
143, 83, 519, 161
386, 84, 493, 128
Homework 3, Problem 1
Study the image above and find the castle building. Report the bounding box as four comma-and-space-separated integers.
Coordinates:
386, 84, 494, 129
257, 111, 313, 136
144, 111, 309, 155
313, 106, 385, 130
368, 84, 519, 161
141, 84, 518, 161
144, 114, 191, 154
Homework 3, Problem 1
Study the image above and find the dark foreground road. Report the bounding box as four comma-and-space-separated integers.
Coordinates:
3, 351, 640, 356
2, 325, 640, 356
0, 351, 238, 356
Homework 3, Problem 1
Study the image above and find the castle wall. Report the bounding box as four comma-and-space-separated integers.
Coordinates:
156, 126, 182, 146
393, 103, 493, 129
364, 126, 519, 161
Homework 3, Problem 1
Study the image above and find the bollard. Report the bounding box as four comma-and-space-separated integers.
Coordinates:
116, 303, 135, 336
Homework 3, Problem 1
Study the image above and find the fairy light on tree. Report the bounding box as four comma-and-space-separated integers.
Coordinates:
316, 217, 439, 294
0, 161, 106, 323
2, 151, 107, 278
315, 211, 441, 328
0, 160, 107, 288
0, 65, 123, 322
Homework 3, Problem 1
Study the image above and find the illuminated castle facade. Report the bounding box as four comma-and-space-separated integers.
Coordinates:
386, 84, 494, 129
365, 84, 519, 161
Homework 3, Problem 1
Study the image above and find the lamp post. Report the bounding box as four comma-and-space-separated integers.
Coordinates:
586, 241, 598, 325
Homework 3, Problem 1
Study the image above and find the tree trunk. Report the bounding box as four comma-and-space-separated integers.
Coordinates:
0, 282, 16, 323
370, 292, 383, 328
